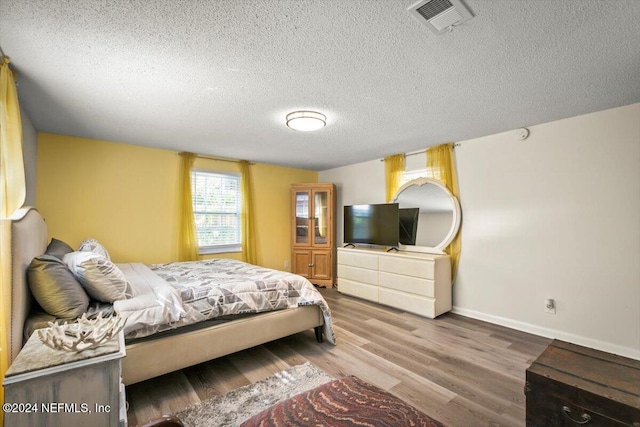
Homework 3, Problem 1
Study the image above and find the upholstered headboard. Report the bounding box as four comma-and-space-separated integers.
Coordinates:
0, 207, 48, 362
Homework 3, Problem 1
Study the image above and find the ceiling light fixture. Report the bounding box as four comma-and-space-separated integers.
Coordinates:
286, 110, 326, 131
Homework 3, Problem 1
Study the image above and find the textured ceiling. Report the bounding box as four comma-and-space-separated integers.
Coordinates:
1, 0, 639, 170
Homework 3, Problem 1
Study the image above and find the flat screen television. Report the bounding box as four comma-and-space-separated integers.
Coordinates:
398, 208, 419, 245
343, 203, 399, 247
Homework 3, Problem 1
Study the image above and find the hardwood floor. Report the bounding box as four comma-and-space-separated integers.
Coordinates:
126, 288, 551, 426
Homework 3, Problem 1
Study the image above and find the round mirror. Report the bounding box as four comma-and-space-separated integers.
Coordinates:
392, 177, 461, 254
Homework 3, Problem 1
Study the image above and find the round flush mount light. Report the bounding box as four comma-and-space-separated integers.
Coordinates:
286, 110, 326, 131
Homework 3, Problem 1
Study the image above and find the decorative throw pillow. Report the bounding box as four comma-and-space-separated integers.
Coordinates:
63, 251, 131, 303
27, 255, 90, 318
78, 238, 111, 260
45, 238, 74, 260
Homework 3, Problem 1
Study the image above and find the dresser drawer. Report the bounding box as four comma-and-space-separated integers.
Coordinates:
378, 255, 434, 279
338, 264, 378, 285
338, 250, 379, 269
378, 288, 436, 318
338, 278, 378, 302
378, 271, 434, 297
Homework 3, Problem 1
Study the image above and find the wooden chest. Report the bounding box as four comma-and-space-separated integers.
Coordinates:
525, 340, 640, 426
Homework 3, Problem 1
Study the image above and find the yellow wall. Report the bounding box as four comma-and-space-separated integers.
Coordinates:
36, 133, 317, 269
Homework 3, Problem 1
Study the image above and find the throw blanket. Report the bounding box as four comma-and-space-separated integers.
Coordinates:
115, 259, 335, 344
114, 263, 185, 335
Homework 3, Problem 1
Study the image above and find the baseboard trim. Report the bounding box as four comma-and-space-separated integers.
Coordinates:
451, 306, 640, 361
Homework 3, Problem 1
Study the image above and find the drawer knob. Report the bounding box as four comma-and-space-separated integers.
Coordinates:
562, 406, 591, 425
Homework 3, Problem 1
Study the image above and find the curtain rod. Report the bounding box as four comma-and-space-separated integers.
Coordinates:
379, 143, 460, 162
180, 152, 255, 165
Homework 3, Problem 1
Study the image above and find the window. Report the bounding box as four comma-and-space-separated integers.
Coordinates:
402, 153, 439, 184
402, 168, 431, 184
191, 170, 242, 254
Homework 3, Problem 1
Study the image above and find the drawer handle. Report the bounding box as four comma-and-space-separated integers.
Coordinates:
562, 406, 591, 425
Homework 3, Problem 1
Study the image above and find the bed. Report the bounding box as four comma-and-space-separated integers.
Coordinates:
1, 207, 335, 385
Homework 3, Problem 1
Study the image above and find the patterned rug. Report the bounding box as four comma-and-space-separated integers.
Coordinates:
175, 362, 333, 427
240, 375, 444, 427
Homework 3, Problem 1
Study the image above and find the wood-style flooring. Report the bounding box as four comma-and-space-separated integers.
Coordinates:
126, 288, 551, 426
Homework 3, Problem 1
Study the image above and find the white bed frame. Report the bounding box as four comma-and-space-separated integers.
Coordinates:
1, 207, 325, 385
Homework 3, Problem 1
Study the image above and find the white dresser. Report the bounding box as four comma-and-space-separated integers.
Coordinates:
337, 247, 452, 318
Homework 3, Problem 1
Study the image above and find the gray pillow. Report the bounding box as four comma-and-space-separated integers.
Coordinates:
45, 238, 74, 260
27, 255, 90, 318
63, 251, 130, 303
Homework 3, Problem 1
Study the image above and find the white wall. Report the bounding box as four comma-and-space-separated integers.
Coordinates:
321, 158, 385, 248
21, 109, 37, 206
320, 103, 640, 359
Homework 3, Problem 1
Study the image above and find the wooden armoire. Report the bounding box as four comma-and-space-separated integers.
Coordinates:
291, 183, 335, 287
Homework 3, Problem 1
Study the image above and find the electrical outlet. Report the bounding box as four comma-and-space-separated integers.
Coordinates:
284, 260, 290, 268
545, 298, 556, 314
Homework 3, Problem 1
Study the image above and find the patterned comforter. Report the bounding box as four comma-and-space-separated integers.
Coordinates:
120, 259, 335, 344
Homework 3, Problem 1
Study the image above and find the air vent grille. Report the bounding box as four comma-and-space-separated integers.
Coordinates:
408, 0, 473, 35
415, 0, 453, 21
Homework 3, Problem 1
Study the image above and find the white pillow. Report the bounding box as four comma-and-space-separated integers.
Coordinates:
63, 251, 131, 303
79, 238, 111, 260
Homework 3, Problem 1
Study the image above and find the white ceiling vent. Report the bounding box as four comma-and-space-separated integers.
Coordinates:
408, 0, 473, 35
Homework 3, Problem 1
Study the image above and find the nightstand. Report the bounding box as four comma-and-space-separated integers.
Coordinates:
3, 329, 127, 427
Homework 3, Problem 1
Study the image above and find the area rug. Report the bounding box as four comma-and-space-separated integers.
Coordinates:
175, 362, 333, 427
240, 375, 444, 427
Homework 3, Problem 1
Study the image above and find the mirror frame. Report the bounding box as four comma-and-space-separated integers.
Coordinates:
392, 177, 461, 254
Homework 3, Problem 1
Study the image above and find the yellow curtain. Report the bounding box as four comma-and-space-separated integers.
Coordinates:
0, 56, 25, 217
384, 153, 405, 202
178, 152, 199, 261
0, 55, 24, 425
426, 143, 461, 282
239, 160, 257, 265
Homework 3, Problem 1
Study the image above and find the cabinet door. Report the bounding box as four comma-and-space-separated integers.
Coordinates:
311, 250, 332, 281
293, 189, 311, 247
311, 189, 332, 248
292, 250, 311, 278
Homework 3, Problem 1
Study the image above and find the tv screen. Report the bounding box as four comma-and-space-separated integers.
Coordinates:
399, 208, 419, 245
344, 203, 399, 247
